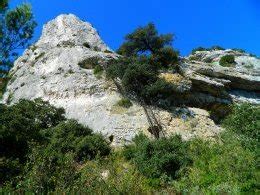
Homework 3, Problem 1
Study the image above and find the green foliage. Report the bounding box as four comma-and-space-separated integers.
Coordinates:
117, 23, 178, 69
232, 48, 246, 53
1, 100, 258, 194
93, 64, 103, 77
223, 104, 259, 139
78, 57, 99, 69
174, 135, 258, 193
0, 1, 36, 77
18, 120, 110, 192
107, 24, 181, 110
0, 99, 65, 184
173, 103, 259, 193
116, 98, 133, 108
0, 77, 9, 99
118, 23, 173, 56
211, 45, 224, 50
222, 103, 259, 150
191, 46, 207, 54
123, 134, 190, 184
71, 154, 151, 194
144, 78, 176, 101
152, 47, 179, 68
122, 63, 158, 101
191, 45, 224, 54
219, 55, 235, 67
44, 120, 111, 161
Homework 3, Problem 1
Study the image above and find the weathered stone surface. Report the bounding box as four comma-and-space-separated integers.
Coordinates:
2, 14, 222, 145
183, 49, 260, 104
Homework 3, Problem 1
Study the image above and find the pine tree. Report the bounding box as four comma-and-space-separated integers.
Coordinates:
0, 0, 36, 77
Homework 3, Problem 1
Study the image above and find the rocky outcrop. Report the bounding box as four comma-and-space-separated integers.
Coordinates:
2, 14, 259, 145
2, 14, 222, 145
181, 49, 260, 105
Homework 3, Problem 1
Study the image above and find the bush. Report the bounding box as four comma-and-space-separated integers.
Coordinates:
210, 45, 224, 51
152, 47, 179, 68
72, 153, 151, 194
191, 46, 224, 54
0, 99, 65, 184
174, 136, 258, 193
44, 120, 111, 161
223, 104, 259, 139
222, 103, 259, 150
93, 64, 103, 76
17, 120, 111, 192
191, 47, 207, 54
232, 48, 246, 53
123, 134, 191, 183
116, 98, 133, 108
219, 55, 235, 67
78, 57, 99, 69
0, 78, 9, 99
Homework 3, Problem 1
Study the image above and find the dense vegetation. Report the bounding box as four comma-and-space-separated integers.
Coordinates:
0, 99, 111, 192
1, 100, 258, 193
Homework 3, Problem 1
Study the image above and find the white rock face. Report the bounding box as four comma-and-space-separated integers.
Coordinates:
37, 14, 110, 52
185, 49, 260, 104
3, 14, 222, 145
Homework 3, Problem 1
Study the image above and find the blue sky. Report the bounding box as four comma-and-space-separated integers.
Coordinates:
10, 0, 260, 56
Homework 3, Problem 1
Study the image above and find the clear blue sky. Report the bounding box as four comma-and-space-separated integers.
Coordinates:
10, 0, 260, 56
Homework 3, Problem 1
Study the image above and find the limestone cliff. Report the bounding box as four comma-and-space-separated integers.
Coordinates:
3, 14, 259, 145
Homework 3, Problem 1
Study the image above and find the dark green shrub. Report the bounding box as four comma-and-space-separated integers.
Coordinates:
123, 134, 190, 182
45, 120, 111, 161
0, 99, 65, 184
219, 55, 235, 67
93, 64, 103, 76
204, 57, 213, 63
78, 57, 99, 69
83, 42, 90, 48
143, 78, 176, 102
152, 47, 179, 68
0, 78, 9, 99
191, 46, 224, 54
117, 23, 173, 57
17, 120, 111, 192
210, 45, 224, 50
232, 48, 246, 53
116, 98, 133, 108
21, 148, 78, 193
191, 47, 207, 54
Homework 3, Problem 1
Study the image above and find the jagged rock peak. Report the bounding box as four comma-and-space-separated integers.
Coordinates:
36, 14, 110, 52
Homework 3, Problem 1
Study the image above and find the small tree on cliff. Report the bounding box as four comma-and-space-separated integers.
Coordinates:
107, 23, 179, 138
117, 23, 179, 68
0, 0, 36, 78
